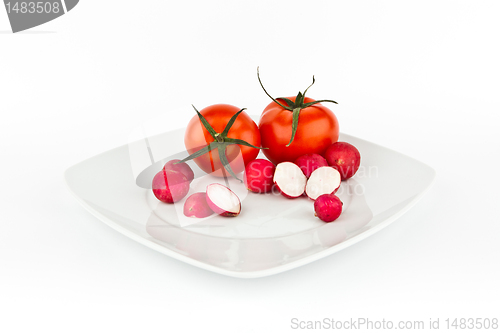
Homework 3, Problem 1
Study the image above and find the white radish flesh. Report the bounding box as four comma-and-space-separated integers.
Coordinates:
305, 166, 341, 200
206, 183, 241, 217
273, 162, 307, 198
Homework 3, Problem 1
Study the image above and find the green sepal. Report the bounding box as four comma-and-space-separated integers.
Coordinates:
302, 75, 315, 97
177, 142, 218, 164
221, 108, 246, 137
192, 104, 217, 139
278, 97, 295, 108
217, 144, 242, 182
257, 67, 292, 111
224, 137, 267, 150
295, 91, 304, 107
302, 99, 338, 108
286, 108, 302, 147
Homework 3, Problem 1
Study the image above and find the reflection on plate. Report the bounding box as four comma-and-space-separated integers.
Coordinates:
146, 177, 372, 272
65, 126, 435, 278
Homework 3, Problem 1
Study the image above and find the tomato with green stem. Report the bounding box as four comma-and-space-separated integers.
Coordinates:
257, 68, 340, 165
180, 104, 263, 181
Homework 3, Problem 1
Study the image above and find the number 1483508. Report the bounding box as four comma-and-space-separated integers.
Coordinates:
446, 318, 498, 330
5, 2, 61, 14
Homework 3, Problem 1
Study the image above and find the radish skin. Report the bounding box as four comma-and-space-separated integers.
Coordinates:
314, 194, 343, 222
324, 142, 361, 180
244, 159, 276, 193
164, 159, 195, 183
183, 192, 214, 218
152, 169, 190, 203
295, 153, 329, 178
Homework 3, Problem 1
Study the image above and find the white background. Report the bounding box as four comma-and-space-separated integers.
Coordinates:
1, 1, 499, 332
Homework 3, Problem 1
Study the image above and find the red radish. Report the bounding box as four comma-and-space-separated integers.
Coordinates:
163, 159, 195, 183
244, 159, 276, 193
305, 166, 341, 200
183, 192, 214, 218
324, 142, 361, 180
152, 169, 190, 203
294, 153, 328, 178
314, 194, 343, 222
206, 183, 241, 217
273, 162, 307, 198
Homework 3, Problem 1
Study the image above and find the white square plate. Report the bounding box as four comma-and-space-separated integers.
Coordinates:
64, 128, 435, 278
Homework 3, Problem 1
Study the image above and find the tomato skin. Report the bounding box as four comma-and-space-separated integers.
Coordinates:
258, 97, 339, 165
184, 104, 261, 177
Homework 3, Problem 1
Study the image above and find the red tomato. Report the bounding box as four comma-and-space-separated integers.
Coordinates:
184, 104, 261, 177
259, 97, 339, 165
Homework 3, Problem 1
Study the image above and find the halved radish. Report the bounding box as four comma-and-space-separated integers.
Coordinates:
152, 169, 190, 203
206, 183, 241, 217
305, 166, 341, 200
183, 192, 214, 218
273, 162, 307, 198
